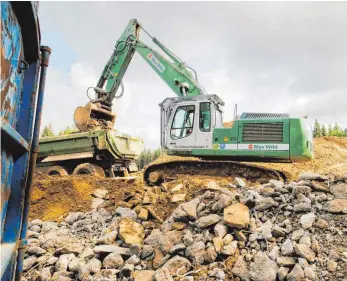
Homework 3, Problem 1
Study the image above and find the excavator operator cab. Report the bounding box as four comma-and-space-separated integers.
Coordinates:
160, 95, 225, 151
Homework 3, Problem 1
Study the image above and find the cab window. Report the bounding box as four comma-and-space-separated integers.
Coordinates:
171, 105, 195, 139
199, 102, 211, 132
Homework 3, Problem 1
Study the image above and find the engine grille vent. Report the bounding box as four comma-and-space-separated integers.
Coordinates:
242, 122, 283, 142
240, 112, 290, 119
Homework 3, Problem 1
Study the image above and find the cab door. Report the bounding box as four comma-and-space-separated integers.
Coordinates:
166, 102, 197, 150
193, 102, 213, 149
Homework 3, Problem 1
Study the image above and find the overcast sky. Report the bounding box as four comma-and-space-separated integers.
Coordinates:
39, 1, 347, 148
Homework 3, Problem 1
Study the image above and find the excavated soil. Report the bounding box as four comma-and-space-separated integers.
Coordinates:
257, 137, 347, 180
29, 175, 145, 221
30, 137, 347, 222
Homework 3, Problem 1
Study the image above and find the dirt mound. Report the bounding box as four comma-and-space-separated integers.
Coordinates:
29, 175, 145, 221
257, 137, 347, 180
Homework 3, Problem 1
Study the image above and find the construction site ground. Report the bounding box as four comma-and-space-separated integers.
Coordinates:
26, 136, 347, 281
30, 137, 347, 222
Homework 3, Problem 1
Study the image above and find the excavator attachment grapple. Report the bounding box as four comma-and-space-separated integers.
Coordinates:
74, 102, 116, 132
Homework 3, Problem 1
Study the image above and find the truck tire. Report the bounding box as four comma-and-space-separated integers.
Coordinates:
72, 163, 106, 177
46, 166, 68, 176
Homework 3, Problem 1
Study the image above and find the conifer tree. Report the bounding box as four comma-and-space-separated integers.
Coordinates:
321, 125, 327, 137
313, 119, 321, 138
41, 123, 55, 137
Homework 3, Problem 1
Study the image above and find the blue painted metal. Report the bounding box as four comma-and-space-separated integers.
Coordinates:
1, 120, 30, 153
1, 2, 51, 281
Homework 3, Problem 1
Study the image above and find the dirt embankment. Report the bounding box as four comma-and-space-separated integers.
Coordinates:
257, 137, 347, 180
29, 175, 145, 221
30, 137, 347, 222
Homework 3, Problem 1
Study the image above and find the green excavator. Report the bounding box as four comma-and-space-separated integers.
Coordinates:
74, 19, 314, 185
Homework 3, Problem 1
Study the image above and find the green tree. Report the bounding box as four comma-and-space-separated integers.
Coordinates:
136, 147, 167, 169
328, 124, 333, 136
333, 122, 340, 131
58, 124, 79, 135
330, 123, 345, 137
41, 123, 55, 137
321, 125, 327, 137
313, 119, 321, 138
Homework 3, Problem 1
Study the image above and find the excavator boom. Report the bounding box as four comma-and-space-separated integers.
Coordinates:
74, 19, 206, 131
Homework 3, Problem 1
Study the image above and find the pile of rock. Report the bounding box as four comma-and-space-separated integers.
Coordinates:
24, 174, 347, 281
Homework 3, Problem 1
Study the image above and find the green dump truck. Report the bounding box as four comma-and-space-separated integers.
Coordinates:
36, 129, 143, 177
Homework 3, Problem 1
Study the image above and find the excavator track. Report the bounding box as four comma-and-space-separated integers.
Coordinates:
144, 159, 287, 186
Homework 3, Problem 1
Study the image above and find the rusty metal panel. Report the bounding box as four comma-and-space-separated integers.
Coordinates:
1, 1, 24, 127
1, 2, 51, 281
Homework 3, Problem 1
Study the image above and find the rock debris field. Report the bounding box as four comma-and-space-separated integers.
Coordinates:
25, 171, 347, 281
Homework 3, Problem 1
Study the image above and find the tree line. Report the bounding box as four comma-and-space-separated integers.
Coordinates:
313, 120, 347, 138
136, 148, 167, 169
41, 123, 78, 137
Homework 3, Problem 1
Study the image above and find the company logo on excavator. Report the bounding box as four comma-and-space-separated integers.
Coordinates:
147, 53, 166, 73
248, 144, 254, 150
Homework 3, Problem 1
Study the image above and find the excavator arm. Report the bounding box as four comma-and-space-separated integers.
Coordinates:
98, 18, 206, 106
74, 19, 206, 131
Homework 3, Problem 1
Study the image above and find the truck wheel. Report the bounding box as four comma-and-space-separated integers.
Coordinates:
73, 163, 105, 177
46, 166, 68, 176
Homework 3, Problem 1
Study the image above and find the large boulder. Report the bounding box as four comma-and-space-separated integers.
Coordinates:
196, 214, 221, 228
119, 218, 145, 244
60, 243, 84, 255
102, 253, 124, 269
330, 182, 347, 199
23, 256, 37, 271
185, 241, 205, 264
133, 270, 155, 281
232, 256, 250, 281
115, 207, 137, 219
223, 203, 250, 229
181, 198, 200, 219
65, 212, 85, 225
97, 231, 118, 245
159, 230, 183, 254
299, 172, 328, 181
294, 244, 316, 263
249, 252, 278, 281
323, 199, 347, 214
255, 197, 279, 211
300, 213, 316, 229
162, 256, 192, 276
286, 264, 305, 281
93, 245, 132, 256
154, 268, 174, 281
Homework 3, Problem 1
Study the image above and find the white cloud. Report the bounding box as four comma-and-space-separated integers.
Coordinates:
42, 62, 98, 135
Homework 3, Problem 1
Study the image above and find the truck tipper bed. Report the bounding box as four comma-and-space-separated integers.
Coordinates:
36, 129, 143, 177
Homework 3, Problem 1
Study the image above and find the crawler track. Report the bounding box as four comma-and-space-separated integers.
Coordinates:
144, 159, 287, 185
